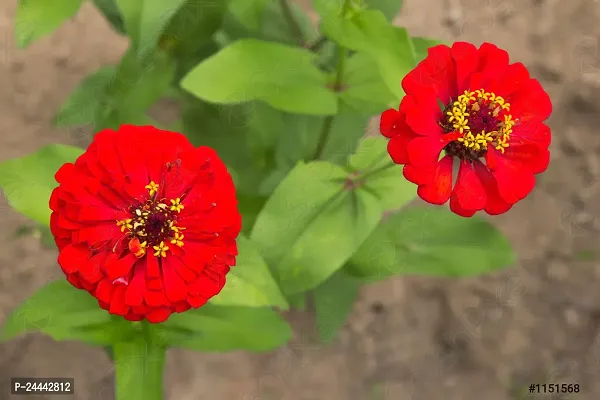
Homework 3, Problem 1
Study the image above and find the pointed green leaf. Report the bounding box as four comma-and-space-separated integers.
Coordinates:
180, 39, 338, 115
137, 0, 188, 56
348, 137, 416, 210
93, 0, 126, 34
211, 236, 289, 309
346, 207, 516, 280
157, 305, 292, 351
1, 280, 136, 345
0, 144, 84, 225
251, 161, 382, 294
15, 0, 85, 48
320, 9, 416, 99
340, 53, 396, 115
314, 270, 360, 343
162, 0, 228, 56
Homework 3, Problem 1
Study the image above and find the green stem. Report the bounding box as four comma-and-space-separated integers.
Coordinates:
312, 0, 353, 160
279, 0, 304, 44
114, 323, 166, 400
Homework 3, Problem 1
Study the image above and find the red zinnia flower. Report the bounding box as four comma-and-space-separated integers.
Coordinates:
49, 125, 241, 323
381, 42, 552, 217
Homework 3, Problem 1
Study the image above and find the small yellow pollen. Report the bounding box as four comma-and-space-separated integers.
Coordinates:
170, 198, 184, 213
153, 241, 169, 257
170, 232, 184, 247
444, 88, 514, 153
145, 181, 159, 196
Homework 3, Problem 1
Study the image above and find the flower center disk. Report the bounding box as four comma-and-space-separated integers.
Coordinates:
116, 181, 185, 258
440, 89, 516, 160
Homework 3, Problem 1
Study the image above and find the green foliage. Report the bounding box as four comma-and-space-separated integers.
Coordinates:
313, 270, 360, 343
313, 0, 404, 21
113, 0, 189, 56
0, 144, 83, 225
346, 207, 516, 281
211, 236, 289, 309
7, 0, 517, 371
93, 0, 126, 34
14, 0, 84, 48
180, 39, 338, 115
1, 281, 137, 345
250, 161, 382, 295
320, 8, 416, 99
55, 47, 174, 129
157, 305, 292, 351
348, 137, 416, 210
340, 53, 397, 115
223, 0, 318, 45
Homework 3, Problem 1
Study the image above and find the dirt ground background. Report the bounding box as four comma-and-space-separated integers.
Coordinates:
1, 0, 600, 399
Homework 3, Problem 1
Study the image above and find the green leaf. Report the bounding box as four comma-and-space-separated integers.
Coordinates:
346, 207, 516, 280
54, 66, 117, 127
93, 0, 126, 34
96, 47, 175, 129
14, 0, 84, 48
137, 0, 188, 56
248, 102, 369, 172
181, 100, 273, 196
1, 280, 136, 345
313, 0, 403, 21
157, 305, 292, 351
180, 39, 337, 115
162, 0, 228, 56
348, 137, 416, 210
250, 161, 382, 294
320, 9, 416, 99
313, 270, 360, 343
0, 144, 84, 225
340, 52, 396, 115
411, 36, 443, 63
236, 193, 268, 234
211, 236, 289, 309
224, 0, 318, 45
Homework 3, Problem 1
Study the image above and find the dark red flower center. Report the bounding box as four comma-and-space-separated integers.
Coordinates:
438, 89, 516, 161
116, 181, 185, 258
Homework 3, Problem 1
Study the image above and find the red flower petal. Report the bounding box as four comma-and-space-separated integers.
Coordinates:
449, 160, 487, 216
451, 42, 478, 92
50, 124, 241, 323
407, 135, 446, 166
512, 120, 551, 149
387, 129, 416, 164
380, 109, 402, 138
413, 155, 454, 205
498, 62, 530, 98
486, 149, 536, 204
403, 44, 457, 102
508, 78, 553, 121
475, 43, 509, 89
473, 162, 513, 215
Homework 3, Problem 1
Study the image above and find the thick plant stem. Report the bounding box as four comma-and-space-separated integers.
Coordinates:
279, 0, 304, 43
114, 323, 166, 400
312, 0, 352, 160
